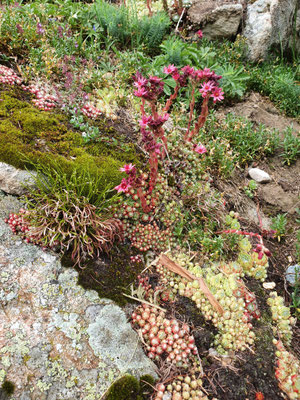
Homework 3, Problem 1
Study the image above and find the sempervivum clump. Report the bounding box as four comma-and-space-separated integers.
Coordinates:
167, 132, 206, 185
233, 284, 260, 322
156, 256, 255, 355
223, 215, 269, 282
4, 210, 49, 250
153, 375, 214, 400
0, 65, 22, 85
274, 340, 300, 399
22, 83, 58, 111
81, 103, 102, 119
131, 304, 199, 369
267, 292, 295, 345
112, 173, 180, 253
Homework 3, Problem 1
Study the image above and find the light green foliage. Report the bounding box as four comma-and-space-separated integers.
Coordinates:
271, 213, 288, 241
216, 64, 249, 98
267, 292, 295, 345
86, 0, 170, 53
249, 61, 300, 118
244, 179, 258, 198
162, 254, 256, 355
198, 113, 279, 174
281, 127, 300, 165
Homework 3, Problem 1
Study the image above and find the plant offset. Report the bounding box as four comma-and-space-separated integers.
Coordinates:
0, 1, 299, 399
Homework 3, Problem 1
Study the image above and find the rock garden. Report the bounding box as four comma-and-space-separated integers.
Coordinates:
0, 0, 299, 399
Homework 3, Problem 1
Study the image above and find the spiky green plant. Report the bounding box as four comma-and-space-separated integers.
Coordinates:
23, 161, 123, 267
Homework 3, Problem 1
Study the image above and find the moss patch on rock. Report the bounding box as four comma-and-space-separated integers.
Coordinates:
61, 244, 145, 306
1, 380, 15, 395
105, 374, 156, 400
0, 87, 141, 195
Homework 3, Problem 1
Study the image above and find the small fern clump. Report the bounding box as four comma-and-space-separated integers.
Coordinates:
88, 0, 170, 52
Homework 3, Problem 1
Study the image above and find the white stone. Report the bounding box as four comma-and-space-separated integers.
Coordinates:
262, 281, 276, 289
244, 0, 298, 61
248, 168, 271, 183
0, 162, 37, 196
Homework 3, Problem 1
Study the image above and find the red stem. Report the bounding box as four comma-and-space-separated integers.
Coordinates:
184, 83, 196, 141
216, 229, 263, 244
186, 96, 209, 142
163, 83, 180, 113
136, 187, 151, 213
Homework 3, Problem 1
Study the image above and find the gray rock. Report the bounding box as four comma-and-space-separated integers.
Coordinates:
248, 167, 271, 183
0, 162, 37, 196
289, 9, 300, 54
244, 0, 298, 61
188, 1, 243, 39
0, 193, 157, 399
86, 303, 157, 376
285, 264, 300, 286
0, 195, 23, 219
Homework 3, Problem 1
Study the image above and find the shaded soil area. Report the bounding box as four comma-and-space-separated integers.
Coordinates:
61, 245, 145, 306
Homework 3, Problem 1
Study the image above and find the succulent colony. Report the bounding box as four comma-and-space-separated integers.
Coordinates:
1, 51, 299, 400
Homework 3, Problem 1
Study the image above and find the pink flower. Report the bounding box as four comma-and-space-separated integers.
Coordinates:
181, 65, 194, 76
163, 64, 177, 75
172, 71, 181, 81
149, 75, 162, 84
134, 87, 148, 97
114, 178, 131, 193
196, 30, 203, 39
139, 115, 152, 128
194, 144, 207, 154
120, 163, 135, 174
199, 81, 215, 97
134, 76, 148, 88
211, 87, 224, 103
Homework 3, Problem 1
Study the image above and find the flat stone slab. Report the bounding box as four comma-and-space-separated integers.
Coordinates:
0, 201, 156, 399
0, 162, 37, 196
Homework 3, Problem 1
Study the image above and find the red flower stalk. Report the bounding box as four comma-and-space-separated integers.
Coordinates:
217, 229, 272, 259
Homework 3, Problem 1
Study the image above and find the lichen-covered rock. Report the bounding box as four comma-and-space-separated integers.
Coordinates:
187, 0, 243, 39
244, 0, 298, 61
0, 162, 37, 196
0, 202, 156, 399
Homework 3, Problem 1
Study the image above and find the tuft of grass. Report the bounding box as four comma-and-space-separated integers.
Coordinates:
281, 127, 300, 165
24, 161, 123, 267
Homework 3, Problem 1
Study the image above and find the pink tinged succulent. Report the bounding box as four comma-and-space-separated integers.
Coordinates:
134, 87, 148, 97
172, 71, 181, 81
199, 81, 215, 97
134, 76, 148, 88
139, 115, 152, 128
114, 178, 132, 193
120, 163, 135, 174
148, 75, 162, 84
197, 30, 203, 38
211, 87, 224, 103
194, 144, 207, 154
181, 65, 194, 76
163, 64, 177, 75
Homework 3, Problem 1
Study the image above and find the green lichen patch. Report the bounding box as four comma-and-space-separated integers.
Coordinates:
62, 245, 144, 306
1, 380, 15, 395
105, 374, 155, 400
0, 88, 142, 196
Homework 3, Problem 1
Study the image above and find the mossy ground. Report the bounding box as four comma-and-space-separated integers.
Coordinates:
61, 244, 145, 306
0, 87, 142, 195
